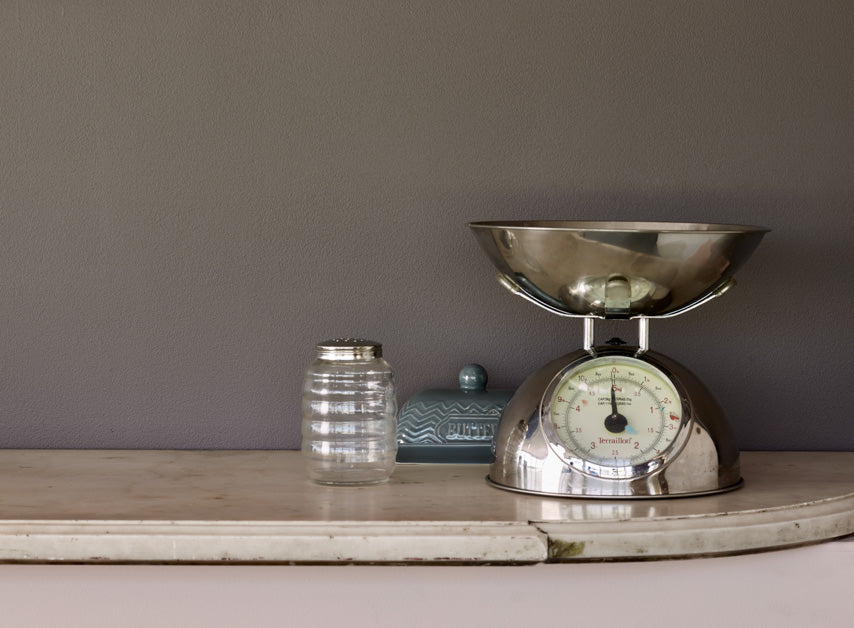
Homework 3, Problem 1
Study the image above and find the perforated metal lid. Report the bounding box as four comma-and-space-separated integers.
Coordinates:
316, 338, 382, 360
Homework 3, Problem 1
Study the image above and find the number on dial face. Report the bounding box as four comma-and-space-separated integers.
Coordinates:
547, 356, 683, 469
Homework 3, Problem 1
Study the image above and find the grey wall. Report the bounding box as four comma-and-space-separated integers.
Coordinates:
1, 1, 851, 450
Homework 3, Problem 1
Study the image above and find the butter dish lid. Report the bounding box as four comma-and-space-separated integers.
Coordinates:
396, 364, 513, 464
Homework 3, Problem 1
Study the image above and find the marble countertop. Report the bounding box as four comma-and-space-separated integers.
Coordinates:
0, 450, 851, 564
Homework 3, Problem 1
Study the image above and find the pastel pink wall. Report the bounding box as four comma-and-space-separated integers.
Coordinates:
1, 542, 850, 627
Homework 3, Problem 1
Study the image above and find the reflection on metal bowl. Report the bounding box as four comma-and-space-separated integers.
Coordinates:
469, 221, 769, 319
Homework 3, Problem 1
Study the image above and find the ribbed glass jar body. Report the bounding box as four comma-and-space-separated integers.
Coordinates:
301, 340, 397, 485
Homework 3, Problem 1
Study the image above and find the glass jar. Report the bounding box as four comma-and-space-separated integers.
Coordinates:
301, 339, 397, 485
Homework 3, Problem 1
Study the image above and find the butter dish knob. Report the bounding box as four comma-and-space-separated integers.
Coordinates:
459, 364, 488, 391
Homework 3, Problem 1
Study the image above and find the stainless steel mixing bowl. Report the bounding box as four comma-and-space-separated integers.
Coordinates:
469, 221, 769, 318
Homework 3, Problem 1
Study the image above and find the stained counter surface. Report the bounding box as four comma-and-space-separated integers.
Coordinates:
0, 450, 851, 563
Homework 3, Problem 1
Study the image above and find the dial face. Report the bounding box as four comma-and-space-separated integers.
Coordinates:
543, 355, 688, 478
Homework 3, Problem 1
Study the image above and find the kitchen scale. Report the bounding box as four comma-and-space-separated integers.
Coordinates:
469, 221, 768, 498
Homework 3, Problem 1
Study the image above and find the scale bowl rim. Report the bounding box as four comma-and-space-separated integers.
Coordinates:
468, 220, 770, 234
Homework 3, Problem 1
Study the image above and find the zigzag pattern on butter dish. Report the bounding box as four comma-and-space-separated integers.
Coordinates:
398, 401, 502, 444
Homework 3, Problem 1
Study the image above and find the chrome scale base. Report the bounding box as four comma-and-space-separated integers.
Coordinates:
486, 342, 742, 498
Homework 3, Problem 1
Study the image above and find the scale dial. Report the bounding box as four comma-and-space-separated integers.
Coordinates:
542, 355, 690, 479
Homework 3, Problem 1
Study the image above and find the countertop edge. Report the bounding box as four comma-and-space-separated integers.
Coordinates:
0, 520, 549, 565
536, 492, 854, 560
